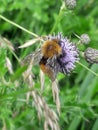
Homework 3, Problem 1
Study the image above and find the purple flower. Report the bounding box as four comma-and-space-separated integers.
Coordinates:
46, 33, 79, 75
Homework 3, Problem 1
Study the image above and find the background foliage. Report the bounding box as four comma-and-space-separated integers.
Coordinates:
0, 0, 98, 130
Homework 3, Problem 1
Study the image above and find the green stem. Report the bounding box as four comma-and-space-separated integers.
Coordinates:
78, 62, 98, 77
50, 2, 65, 33
50, 12, 63, 33
10, 49, 20, 64
0, 15, 38, 38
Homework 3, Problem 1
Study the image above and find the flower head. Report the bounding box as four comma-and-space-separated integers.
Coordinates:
41, 33, 79, 80
57, 38, 79, 74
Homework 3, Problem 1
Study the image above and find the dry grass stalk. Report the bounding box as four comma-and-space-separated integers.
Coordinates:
52, 80, 60, 114
26, 74, 35, 103
40, 69, 45, 91
22, 71, 60, 130
31, 91, 60, 130
22, 56, 34, 80
0, 36, 14, 50
18, 38, 40, 48
22, 62, 60, 129
22, 56, 35, 103
5, 57, 13, 74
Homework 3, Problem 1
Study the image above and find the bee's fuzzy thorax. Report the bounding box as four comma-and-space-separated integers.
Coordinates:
41, 40, 62, 58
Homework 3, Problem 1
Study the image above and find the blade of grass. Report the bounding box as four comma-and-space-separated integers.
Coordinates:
92, 118, 98, 130
68, 116, 81, 130
84, 77, 97, 101
68, 64, 98, 130
78, 64, 98, 98
10, 66, 27, 82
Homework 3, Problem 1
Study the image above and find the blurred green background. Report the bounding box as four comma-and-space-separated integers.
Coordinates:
0, 0, 98, 130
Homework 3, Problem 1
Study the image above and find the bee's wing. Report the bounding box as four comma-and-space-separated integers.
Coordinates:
21, 49, 43, 66
47, 56, 68, 75
46, 55, 60, 78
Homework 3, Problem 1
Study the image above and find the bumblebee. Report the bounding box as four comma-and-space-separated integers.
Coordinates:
21, 39, 62, 81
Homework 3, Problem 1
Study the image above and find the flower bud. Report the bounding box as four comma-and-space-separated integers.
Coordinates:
84, 47, 98, 63
65, 0, 76, 10
80, 34, 90, 44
